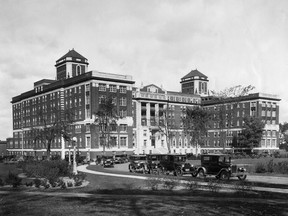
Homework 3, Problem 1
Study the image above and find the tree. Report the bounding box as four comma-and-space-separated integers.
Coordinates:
210, 85, 255, 151
94, 97, 118, 155
238, 116, 265, 151
182, 106, 212, 154
32, 108, 75, 160
156, 105, 174, 153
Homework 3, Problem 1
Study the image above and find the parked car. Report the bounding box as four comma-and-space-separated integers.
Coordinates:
4, 158, 19, 164
114, 154, 128, 164
193, 154, 247, 180
156, 154, 195, 176
102, 156, 115, 168
146, 154, 163, 174
128, 155, 147, 173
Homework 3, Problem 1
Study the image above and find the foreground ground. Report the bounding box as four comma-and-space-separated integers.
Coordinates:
0, 163, 288, 216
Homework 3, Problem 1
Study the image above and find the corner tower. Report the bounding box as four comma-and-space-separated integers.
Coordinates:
180, 69, 209, 96
55, 49, 89, 80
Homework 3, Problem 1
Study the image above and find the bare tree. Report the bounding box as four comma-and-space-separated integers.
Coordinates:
156, 105, 174, 153
31, 107, 75, 160
182, 106, 212, 155
94, 97, 118, 155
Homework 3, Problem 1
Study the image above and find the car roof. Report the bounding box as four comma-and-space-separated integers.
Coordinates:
202, 154, 228, 157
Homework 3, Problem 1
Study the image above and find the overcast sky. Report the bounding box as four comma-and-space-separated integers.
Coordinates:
0, 0, 288, 140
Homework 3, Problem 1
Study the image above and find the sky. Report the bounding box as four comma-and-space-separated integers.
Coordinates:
0, 0, 288, 140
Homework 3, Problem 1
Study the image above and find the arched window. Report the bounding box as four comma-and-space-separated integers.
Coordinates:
77, 65, 81, 76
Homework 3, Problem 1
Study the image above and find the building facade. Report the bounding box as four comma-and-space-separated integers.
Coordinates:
132, 84, 201, 155
8, 50, 281, 158
202, 93, 281, 153
10, 50, 135, 160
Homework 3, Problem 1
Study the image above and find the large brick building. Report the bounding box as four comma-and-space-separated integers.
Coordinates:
10, 50, 135, 160
8, 50, 281, 158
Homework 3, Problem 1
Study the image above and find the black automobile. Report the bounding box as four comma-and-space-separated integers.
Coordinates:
114, 154, 128, 164
102, 156, 115, 168
146, 154, 164, 174
157, 154, 195, 176
128, 155, 147, 173
193, 154, 247, 180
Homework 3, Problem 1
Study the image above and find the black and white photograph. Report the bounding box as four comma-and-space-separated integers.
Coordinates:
0, 0, 287, 215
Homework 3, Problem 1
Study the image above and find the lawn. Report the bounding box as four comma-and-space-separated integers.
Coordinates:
1, 161, 288, 216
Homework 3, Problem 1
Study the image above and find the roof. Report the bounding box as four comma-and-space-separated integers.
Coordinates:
181, 69, 208, 80
56, 49, 87, 62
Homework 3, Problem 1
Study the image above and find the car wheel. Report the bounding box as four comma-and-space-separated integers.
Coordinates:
198, 169, 206, 179
174, 168, 182, 177
220, 171, 230, 180
192, 170, 198, 177
238, 175, 247, 181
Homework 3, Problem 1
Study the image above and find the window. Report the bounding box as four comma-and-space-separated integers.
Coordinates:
119, 86, 127, 93
120, 98, 127, 106
109, 85, 117, 92
86, 124, 90, 133
99, 84, 106, 91
110, 136, 117, 147
75, 125, 81, 133
120, 137, 127, 147
120, 124, 127, 132
119, 110, 127, 118
86, 137, 91, 148
77, 65, 81, 75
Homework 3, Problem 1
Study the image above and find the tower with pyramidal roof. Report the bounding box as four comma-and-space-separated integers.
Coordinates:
180, 69, 209, 96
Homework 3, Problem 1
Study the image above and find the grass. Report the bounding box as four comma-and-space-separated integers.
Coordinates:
1, 190, 288, 216
1, 161, 288, 216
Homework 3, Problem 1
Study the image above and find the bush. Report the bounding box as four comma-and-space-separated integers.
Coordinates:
45, 167, 60, 185
34, 178, 42, 188
185, 178, 199, 191
5, 172, 22, 188
145, 177, 162, 191
233, 181, 253, 196
67, 181, 73, 187
162, 177, 178, 190
273, 161, 288, 174
206, 179, 221, 193
255, 162, 266, 173
21, 160, 71, 183
267, 159, 274, 173
0, 178, 5, 186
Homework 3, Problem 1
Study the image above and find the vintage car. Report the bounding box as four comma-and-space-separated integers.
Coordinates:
146, 154, 163, 174
114, 154, 128, 164
102, 156, 115, 168
156, 154, 195, 176
128, 155, 147, 173
193, 154, 248, 180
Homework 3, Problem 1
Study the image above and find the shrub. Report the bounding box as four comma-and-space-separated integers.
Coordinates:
267, 159, 274, 173
5, 172, 22, 188
255, 162, 266, 173
233, 181, 253, 196
67, 181, 73, 187
0, 178, 5, 186
206, 179, 221, 193
25, 181, 33, 187
185, 178, 199, 191
145, 177, 162, 191
34, 178, 42, 188
45, 167, 60, 185
273, 161, 288, 174
162, 177, 178, 190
